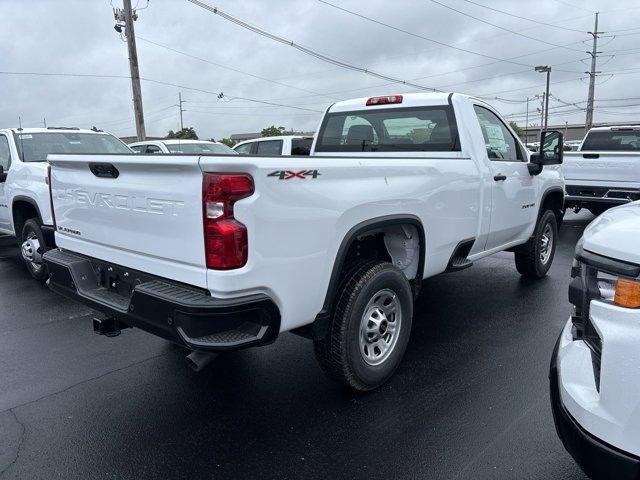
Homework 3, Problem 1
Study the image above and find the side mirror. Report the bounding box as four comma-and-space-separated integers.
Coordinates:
0, 165, 6, 183
531, 130, 564, 166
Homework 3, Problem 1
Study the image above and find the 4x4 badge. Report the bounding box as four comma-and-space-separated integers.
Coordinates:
268, 170, 321, 180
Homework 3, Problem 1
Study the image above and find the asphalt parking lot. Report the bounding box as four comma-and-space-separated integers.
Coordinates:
0, 213, 592, 480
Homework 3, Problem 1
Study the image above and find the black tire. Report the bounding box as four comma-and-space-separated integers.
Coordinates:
588, 205, 609, 217
21, 219, 48, 281
314, 261, 413, 392
515, 210, 557, 279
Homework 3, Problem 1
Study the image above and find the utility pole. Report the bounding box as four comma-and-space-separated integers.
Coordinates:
115, 0, 146, 141
535, 65, 551, 131
525, 97, 529, 144
178, 92, 185, 131
585, 12, 601, 132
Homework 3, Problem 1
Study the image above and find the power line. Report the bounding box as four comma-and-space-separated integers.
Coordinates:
258, 12, 595, 87
456, 0, 588, 33
549, 0, 594, 14
428, 0, 585, 54
317, 0, 580, 70
186, 0, 440, 92
248, 39, 589, 103
0, 70, 325, 113
477, 76, 584, 97
186, 110, 319, 117
137, 36, 339, 100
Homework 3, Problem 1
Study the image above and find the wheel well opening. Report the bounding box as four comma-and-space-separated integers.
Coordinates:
12, 201, 39, 237
345, 224, 421, 281
541, 191, 564, 225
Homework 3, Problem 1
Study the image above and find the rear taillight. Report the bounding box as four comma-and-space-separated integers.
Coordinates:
202, 173, 253, 270
366, 95, 403, 106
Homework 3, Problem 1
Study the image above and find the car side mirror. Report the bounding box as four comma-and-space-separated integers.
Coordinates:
0, 165, 6, 183
531, 130, 564, 166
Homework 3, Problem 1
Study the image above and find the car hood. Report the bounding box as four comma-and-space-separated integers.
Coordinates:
582, 201, 640, 265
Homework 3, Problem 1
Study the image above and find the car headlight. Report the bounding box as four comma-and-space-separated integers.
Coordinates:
596, 271, 640, 308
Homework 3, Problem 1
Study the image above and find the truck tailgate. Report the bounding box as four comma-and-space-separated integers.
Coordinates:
563, 152, 640, 184
48, 154, 208, 288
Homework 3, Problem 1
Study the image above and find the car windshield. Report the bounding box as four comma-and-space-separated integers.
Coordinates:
315, 105, 459, 152
581, 130, 640, 151
14, 131, 131, 162
165, 142, 237, 154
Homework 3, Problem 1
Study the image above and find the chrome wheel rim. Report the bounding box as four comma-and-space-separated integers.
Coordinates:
359, 289, 402, 366
539, 223, 554, 265
21, 233, 43, 272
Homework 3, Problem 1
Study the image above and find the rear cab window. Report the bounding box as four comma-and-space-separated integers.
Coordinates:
581, 130, 640, 151
315, 105, 459, 152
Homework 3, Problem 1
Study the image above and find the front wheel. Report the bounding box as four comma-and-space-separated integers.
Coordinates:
21, 219, 48, 281
515, 210, 557, 279
314, 261, 413, 391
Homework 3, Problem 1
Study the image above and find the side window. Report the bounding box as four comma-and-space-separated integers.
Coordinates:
291, 138, 313, 155
473, 105, 522, 161
145, 145, 162, 154
234, 143, 253, 154
0, 135, 11, 170
130, 145, 144, 153
255, 140, 283, 156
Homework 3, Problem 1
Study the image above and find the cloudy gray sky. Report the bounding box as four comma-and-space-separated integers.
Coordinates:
1, 0, 639, 140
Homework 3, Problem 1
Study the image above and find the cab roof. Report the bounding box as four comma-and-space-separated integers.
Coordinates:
236, 135, 313, 144
588, 125, 640, 132
5, 127, 109, 135
129, 139, 222, 146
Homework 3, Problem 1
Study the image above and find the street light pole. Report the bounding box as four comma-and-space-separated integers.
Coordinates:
535, 65, 551, 131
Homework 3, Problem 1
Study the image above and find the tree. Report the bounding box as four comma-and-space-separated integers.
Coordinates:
219, 138, 237, 148
508, 121, 524, 139
261, 125, 303, 137
166, 127, 198, 139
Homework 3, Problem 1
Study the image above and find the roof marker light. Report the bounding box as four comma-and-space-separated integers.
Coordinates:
366, 95, 403, 106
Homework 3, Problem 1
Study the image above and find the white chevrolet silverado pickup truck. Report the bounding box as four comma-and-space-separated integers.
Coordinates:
0, 127, 132, 279
564, 126, 640, 216
42, 93, 565, 391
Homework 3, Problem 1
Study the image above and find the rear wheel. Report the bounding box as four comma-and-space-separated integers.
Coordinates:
515, 210, 557, 279
314, 261, 413, 391
21, 219, 48, 281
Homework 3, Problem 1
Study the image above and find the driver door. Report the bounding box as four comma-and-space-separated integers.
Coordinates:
0, 134, 12, 233
473, 105, 536, 250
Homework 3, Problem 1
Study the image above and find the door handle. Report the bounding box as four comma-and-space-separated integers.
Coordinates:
493, 174, 507, 181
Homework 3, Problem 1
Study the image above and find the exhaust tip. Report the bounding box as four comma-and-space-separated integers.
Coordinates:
186, 351, 218, 372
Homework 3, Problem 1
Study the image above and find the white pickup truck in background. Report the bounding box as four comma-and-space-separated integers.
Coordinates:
43, 92, 565, 391
233, 135, 314, 156
564, 126, 640, 216
0, 127, 132, 279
